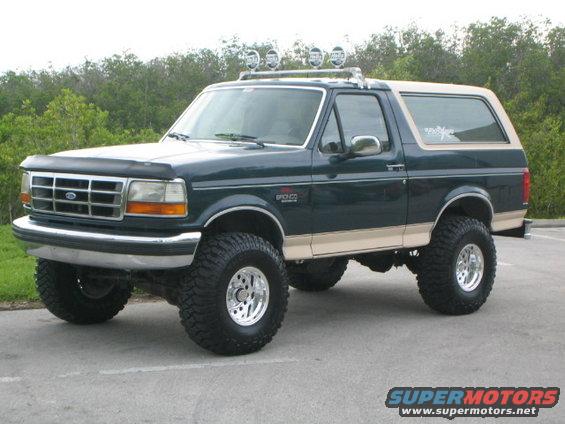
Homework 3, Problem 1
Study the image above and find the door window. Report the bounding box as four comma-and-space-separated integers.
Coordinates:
319, 108, 344, 154
335, 95, 390, 150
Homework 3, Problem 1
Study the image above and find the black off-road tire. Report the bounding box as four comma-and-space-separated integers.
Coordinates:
178, 232, 289, 355
288, 258, 348, 292
416, 215, 496, 315
35, 259, 132, 324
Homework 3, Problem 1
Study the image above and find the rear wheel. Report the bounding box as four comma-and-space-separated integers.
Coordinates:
35, 259, 132, 324
416, 215, 496, 315
178, 233, 289, 355
288, 258, 348, 292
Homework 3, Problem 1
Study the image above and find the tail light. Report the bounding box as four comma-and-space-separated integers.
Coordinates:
522, 168, 530, 204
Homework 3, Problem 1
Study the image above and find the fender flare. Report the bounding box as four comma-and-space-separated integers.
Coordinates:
199, 195, 286, 240
432, 187, 494, 231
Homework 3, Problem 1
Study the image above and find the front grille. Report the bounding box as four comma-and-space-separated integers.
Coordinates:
30, 172, 127, 220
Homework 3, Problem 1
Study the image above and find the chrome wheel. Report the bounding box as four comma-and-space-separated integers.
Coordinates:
226, 266, 270, 326
455, 243, 484, 292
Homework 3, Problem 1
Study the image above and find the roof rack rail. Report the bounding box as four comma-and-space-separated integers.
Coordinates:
238, 67, 367, 88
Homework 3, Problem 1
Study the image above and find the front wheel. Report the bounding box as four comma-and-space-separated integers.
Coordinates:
35, 259, 132, 324
178, 233, 289, 355
416, 215, 496, 315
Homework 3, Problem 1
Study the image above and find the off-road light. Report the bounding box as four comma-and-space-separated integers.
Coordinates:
330, 46, 347, 68
245, 50, 261, 71
265, 49, 280, 70
126, 180, 187, 216
20, 172, 31, 205
308, 47, 325, 68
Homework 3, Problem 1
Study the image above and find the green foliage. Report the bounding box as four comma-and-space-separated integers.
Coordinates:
0, 225, 37, 301
0, 90, 159, 223
0, 17, 563, 218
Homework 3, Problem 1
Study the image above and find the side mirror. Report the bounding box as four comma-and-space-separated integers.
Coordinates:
349, 136, 383, 157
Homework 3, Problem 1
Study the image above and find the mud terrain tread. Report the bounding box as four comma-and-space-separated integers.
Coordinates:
178, 232, 289, 355
416, 215, 496, 315
36, 259, 132, 324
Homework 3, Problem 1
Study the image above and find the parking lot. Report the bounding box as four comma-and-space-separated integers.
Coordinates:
1, 228, 564, 423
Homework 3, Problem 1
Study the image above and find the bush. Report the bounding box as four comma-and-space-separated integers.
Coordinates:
0, 90, 159, 224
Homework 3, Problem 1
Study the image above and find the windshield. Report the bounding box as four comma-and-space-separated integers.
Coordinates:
168, 87, 324, 146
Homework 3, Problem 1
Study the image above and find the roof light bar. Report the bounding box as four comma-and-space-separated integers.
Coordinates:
238, 67, 366, 88
239, 46, 365, 87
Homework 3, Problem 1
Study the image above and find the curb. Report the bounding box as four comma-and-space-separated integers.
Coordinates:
0, 294, 164, 312
531, 219, 565, 228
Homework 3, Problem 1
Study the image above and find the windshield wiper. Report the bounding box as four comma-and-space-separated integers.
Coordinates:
167, 131, 191, 141
214, 132, 265, 148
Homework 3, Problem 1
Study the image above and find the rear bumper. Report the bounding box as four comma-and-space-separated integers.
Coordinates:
12, 216, 201, 270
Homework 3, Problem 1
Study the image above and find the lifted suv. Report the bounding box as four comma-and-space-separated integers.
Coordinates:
13, 66, 531, 355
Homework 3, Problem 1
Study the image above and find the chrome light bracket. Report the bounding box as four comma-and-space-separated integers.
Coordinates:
238, 67, 367, 89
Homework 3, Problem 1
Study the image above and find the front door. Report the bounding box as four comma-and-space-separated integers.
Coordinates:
311, 90, 408, 256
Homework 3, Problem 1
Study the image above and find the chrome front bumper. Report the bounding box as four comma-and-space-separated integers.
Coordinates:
12, 216, 201, 270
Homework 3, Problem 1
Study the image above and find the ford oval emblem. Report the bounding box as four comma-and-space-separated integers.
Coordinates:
65, 192, 77, 200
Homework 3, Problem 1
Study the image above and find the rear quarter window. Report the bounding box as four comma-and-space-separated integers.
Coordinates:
402, 94, 507, 144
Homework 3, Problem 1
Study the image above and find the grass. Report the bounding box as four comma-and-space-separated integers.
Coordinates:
0, 224, 38, 301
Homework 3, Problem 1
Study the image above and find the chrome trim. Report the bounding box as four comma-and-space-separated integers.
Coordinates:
14, 215, 200, 245
204, 206, 285, 241
226, 266, 270, 326
28, 172, 188, 220
161, 85, 327, 149
12, 216, 200, 270
29, 172, 127, 221
432, 193, 494, 230
455, 243, 484, 292
523, 219, 532, 240
25, 245, 193, 270
238, 67, 367, 88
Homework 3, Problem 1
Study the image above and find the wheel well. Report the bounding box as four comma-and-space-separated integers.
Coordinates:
435, 195, 493, 228
204, 210, 284, 250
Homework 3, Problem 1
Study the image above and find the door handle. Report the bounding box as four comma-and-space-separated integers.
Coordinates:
386, 163, 405, 171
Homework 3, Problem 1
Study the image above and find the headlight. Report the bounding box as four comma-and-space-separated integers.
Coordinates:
20, 172, 31, 205
126, 180, 187, 217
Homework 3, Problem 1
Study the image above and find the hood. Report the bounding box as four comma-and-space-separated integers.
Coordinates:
22, 140, 311, 184
53, 140, 253, 163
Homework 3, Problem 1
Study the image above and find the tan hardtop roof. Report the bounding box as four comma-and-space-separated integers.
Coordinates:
369, 79, 494, 96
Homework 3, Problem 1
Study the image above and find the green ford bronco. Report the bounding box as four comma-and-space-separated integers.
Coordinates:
13, 50, 531, 355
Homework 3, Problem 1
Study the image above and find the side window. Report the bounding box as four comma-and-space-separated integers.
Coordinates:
402, 95, 507, 143
319, 108, 343, 154
335, 94, 390, 150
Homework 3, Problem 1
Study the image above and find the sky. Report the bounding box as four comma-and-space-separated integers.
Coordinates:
1, 0, 563, 72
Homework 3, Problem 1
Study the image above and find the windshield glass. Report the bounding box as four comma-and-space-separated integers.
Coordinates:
168, 87, 324, 146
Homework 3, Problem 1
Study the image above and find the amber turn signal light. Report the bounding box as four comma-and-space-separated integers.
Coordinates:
20, 192, 31, 205
126, 201, 186, 216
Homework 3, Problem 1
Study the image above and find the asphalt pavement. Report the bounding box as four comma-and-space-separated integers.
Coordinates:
1, 228, 564, 423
